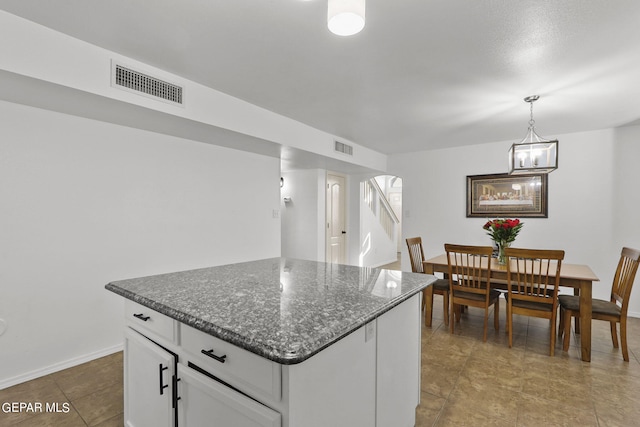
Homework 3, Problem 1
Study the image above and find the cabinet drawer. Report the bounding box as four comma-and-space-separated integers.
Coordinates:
181, 324, 281, 402
125, 300, 178, 344
178, 363, 281, 427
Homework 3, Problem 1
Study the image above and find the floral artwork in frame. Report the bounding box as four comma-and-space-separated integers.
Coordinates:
466, 173, 548, 218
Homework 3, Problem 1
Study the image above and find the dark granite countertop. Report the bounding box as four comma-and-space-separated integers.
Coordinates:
105, 257, 436, 364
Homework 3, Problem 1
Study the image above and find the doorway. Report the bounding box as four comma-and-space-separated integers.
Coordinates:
326, 172, 347, 264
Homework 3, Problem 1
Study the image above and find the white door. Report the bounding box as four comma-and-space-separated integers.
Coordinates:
326, 173, 346, 264
124, 328, 175, 427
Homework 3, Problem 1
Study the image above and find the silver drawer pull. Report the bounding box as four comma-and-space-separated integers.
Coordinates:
201, 348, 227, 363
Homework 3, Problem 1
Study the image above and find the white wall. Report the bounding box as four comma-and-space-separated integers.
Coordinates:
0, 100, 281, 388
612, 125, 640, 316
0, 11, 387, 174
280, 169, 326, 262
389, 126, 640, 316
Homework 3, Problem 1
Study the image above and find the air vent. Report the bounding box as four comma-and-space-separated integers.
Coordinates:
112, 63, 183, 105
334, 140, 353, 156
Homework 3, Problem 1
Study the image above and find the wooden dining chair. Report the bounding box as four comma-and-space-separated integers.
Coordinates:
504, 247, 564, 356
445, 244, 500, 342
559, 247, 640, 361
406, 237, 450, 327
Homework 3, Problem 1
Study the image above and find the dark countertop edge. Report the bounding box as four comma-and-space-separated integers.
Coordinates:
288, 281, 433, 364
105, 276, 435, 365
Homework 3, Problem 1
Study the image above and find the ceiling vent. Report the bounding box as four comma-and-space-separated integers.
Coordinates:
334, 140, 353, 156
111, 62, 183, 106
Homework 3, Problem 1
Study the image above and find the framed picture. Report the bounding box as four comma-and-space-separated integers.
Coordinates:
466, 173, 548, 218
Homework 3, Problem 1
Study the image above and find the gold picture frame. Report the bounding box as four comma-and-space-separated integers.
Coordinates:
466, 173, 548, 218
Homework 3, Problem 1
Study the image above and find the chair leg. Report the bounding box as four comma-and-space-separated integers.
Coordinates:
610, 321, 619, 349
424, 287, 434, 327
449, 302, 456, 334
482, 308, 489, 342
507, 300, 513, 348
549, 311, 557, 357
443, 292, 449, 326
562, 309, 572, 352
620, 319, 629, 362
558, 307, 564, 340
573, 288, 581, 334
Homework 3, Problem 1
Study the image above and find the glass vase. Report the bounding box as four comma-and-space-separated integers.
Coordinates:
496, 240, 510, 265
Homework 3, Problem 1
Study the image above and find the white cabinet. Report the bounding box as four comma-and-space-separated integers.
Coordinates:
121, 293, 421, 427
124, 328, 177, 427
177, 363, 281, 427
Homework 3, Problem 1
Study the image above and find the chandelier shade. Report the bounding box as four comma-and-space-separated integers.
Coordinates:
328, 0, 365, 36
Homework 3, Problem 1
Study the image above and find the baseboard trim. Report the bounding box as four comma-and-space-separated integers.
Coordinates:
0, 343, 124, 390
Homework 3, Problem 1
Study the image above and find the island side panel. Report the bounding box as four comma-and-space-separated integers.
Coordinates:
376, 293, 421, 427
285, 324, 376, 427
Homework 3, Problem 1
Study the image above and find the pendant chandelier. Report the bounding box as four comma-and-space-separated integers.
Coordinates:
328, 0, 365, 36
508, 95, 558, 174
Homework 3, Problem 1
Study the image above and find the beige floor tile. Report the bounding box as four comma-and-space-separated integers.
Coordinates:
421, 362, 461, 398
594, 397, 640, 427
460, 354, 524, 392
71, 383, 123, 427
446, 376, 520, 423
91, 412, 125, 427
435, 405, 514, 427
516, 392, 598, 427
52, 354, 123, 402
415, 391, 446, 427
14, 409, 87, 427
471, 340, 526, 364
0, 376, 71, 426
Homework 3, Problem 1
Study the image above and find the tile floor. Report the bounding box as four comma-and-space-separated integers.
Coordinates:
0, 352, 123, 426
2, 266, 640, 426
383, 254, 640, 426
415, 297, 640, 426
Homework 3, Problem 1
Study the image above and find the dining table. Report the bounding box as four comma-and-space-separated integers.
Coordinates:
422, 254, 600, 362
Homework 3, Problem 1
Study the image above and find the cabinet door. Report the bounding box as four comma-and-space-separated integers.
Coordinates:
177, 363, 281, 427
125, 328, 176, 427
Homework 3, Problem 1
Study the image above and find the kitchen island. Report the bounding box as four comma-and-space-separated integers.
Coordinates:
106, 257, 436, 427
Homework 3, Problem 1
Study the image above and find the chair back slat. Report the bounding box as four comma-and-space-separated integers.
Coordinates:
445, 244, 493, 294
505, 248, 565, 304
611, 247, 640, 313
406, 237, 425, 273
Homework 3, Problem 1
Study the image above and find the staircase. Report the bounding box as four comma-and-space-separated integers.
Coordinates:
361, 178, 400, 267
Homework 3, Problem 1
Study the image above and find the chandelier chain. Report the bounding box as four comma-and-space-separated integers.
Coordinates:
529, 100, 535, 128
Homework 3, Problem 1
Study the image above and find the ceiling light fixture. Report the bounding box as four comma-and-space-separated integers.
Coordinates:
508, 95, 558, 175
328, 0, 365, 36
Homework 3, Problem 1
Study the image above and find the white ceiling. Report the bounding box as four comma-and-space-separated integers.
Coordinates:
3, 0, 640, 155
